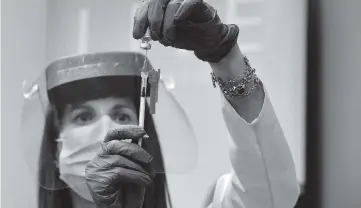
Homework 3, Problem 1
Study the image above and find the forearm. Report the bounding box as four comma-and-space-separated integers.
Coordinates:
209, 43, 265, 123
208, 45, 299, 207
216, 93, 301, 207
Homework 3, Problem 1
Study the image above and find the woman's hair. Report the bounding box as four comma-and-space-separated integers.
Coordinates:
38, 76, 172, 208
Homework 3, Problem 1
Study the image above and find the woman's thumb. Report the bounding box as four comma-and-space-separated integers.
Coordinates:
104, 125, 147, 143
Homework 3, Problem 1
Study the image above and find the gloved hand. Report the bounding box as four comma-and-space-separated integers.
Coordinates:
85, 125, 154, 208
132, 0, 239, 63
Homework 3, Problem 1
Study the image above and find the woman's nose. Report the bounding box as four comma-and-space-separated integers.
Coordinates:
98, 115, 113, 132
99, 115, 126, 132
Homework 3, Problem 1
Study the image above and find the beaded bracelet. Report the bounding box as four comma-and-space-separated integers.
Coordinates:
211, 56, 261, 98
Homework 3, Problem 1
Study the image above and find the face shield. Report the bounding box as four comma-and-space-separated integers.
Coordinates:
21, 51, 198, 191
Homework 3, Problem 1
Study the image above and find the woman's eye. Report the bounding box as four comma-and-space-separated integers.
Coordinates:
112, 112, 132, 124
73, 112, 94, 125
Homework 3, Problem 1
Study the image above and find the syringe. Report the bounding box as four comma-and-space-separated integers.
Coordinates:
138, 29, 151, 147
136, 28, 152, 208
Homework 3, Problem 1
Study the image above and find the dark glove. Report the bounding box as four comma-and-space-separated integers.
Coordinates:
132, 0, 239, 63
85, 125, 154, 208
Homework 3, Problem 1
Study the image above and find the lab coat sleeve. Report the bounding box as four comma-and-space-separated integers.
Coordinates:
210, 85, 300, 208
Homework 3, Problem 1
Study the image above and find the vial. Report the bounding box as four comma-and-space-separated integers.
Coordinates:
140, 29, 151, 50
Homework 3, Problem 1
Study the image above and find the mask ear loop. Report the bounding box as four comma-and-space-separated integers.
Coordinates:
49, 101, 62, 168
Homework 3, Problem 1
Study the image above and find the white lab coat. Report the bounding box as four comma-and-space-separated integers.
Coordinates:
208, 87, 300, 208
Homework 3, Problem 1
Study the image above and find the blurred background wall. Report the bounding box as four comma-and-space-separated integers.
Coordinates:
2, 0, 47, 207
319, 0, 361, 207
2, 0, 306, 207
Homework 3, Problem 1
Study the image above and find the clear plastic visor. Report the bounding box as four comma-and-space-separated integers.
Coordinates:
20, 66, 198, 190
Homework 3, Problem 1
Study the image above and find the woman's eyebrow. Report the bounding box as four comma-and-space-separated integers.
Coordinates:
69, 103, 91, 111
113, 103, 137, 112
112, 104, 129, 110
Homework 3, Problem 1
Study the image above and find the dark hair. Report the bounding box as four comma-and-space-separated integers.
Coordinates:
38, 76, 172, 208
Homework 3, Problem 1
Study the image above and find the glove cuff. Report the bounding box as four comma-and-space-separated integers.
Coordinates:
194, 24, 240, 63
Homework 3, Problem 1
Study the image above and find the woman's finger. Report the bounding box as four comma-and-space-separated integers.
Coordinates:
115, 167, 153, 186
100, 140, 153, 164
86, 166, 153, 187
88, 154, 152, 176
133, 0, 151, 39
147, 0, 171, 40
173, 0, 202, 22
104, 125, 147, 142
161, 1, 181, 46
123, 185, 147, 208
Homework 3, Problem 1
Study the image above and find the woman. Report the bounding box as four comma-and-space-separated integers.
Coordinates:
26, 0, 300, 207
36, 52, 172, 208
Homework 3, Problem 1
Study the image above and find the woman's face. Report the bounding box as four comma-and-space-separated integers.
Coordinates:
59, 97, 138, 141
62, 97, 137, 127
56, 97, 138, 204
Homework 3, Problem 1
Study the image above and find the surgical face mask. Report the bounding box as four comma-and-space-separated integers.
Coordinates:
56, 97, 138, 202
